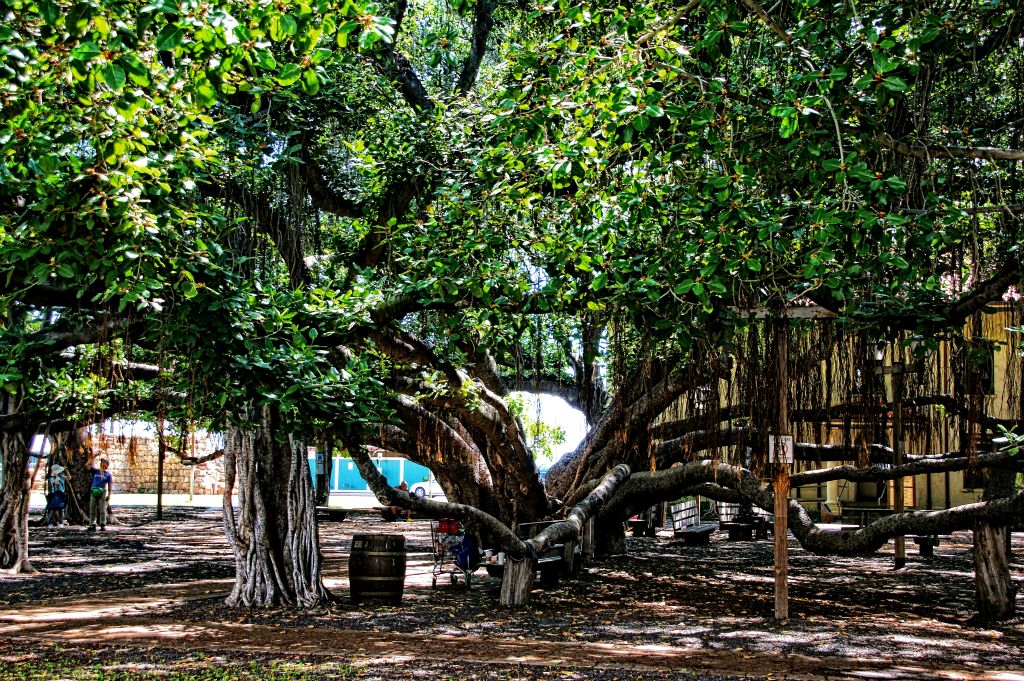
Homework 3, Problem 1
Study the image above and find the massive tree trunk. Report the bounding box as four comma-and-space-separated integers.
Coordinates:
973, 469, 1017, 621
0, 392, 33, 573
53, 428, 95, 526
222, 406, 327, 608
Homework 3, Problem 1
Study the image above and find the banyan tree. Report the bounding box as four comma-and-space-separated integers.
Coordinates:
2, 0, 1023, 621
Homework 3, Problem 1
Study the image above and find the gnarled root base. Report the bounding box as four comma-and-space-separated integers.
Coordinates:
222, 408, 328, 608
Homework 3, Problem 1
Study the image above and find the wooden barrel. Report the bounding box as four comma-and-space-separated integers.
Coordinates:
349, 534, 406, 605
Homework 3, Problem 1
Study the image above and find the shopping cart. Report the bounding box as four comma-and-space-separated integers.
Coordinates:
430, 518, 478, 588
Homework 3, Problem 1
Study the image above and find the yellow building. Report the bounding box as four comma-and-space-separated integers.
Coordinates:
788, 304, 1022, 515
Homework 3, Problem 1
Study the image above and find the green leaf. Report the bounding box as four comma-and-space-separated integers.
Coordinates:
881, 76, 908, 92
301, 68, 320, 95
71, 42, 102, 61
828, 66, 848, 81
156, 25, 184, 50
358, 28, 382, 50
120, 56, 150, 86
337, 20, 358, 48
39, 0, 60, 25
779, 114, 798, 139
257, 50, 278, 69
100, 63, 126, 91
196, 79, 217, 105
874, 54, 899, 73
276, 63, 301, 86
886, 176, 907, 191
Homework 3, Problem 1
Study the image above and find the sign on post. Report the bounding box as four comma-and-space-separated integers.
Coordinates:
769, 434, 794, 465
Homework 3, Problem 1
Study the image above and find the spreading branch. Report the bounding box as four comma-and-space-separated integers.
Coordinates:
456, 0, 497, 94
876, 134, 1024, 162
343, 431, 528, 553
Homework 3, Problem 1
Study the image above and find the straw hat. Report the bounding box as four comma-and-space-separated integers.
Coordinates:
51, 464, 65, 475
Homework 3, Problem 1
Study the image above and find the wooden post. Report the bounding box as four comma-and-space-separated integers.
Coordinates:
893, 366, 905, 569
156, 421, 165, 521
773, 323, 790, 623
499, 555, 536, 606
582, 517, 595, 563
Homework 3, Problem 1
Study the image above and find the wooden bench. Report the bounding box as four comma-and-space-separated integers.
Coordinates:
485, 521, 580, 587
670, 498, 716, 545
841, 506, 895, 528
907, 534, 947, 557
627, 505, 661, 537
718, 502, 771, 541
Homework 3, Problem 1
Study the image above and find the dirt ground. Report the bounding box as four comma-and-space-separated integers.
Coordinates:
1, 507, 1023, 680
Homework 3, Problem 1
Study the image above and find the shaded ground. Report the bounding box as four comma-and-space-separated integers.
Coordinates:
1, 507, 1023, 679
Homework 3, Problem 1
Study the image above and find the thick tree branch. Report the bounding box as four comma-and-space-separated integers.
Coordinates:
3, 284, 93, 309
506, 375, 579, 406
876, 134, 1024, 162
370, 0, 435, 113
456, 0, 497, 94
298, 130, 365, 219
29, 317, 143, 353
343, 431, 528, 552
790, 450, 1023, 487
528, 464, 631, 556
945, 259, 1022, 324
650, 405, 750, 441
202, 180, 312, 288
0, 395, 167, 434
178, 448, 225, 466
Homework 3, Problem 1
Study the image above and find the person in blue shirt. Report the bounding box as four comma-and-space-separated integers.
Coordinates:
86, 455, 113, 531
45, 464, 68, 528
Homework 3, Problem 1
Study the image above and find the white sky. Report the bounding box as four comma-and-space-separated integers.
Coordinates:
513, 392, 588, 466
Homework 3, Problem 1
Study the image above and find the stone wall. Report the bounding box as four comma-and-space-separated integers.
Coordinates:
86, 433, 225, 495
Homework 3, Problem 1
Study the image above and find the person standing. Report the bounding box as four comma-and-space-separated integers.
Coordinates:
86, 455, 113, 531
45, 464, 68, 528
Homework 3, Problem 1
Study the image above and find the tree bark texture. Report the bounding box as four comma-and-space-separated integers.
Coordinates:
973, 520, 1016, 621
973, 468, 1017, 621
0, 392, 33, 573
499, 555, 535, 607
54, 428, 95, 526
222, 406, 327, 608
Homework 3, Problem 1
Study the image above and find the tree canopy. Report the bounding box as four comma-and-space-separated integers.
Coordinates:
1, 0, 1022, 615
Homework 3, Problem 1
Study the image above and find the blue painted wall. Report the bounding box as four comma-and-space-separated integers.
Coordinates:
308, 455, 432, 492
